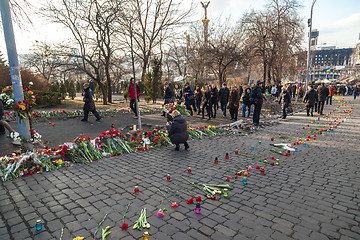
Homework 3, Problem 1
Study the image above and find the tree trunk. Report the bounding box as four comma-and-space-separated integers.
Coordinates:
105, 64, 112, 103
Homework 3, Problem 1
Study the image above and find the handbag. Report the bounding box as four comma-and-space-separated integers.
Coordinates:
188, 95, 195, 101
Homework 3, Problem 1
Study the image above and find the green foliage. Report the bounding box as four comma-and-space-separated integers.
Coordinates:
33, 90, 61, 107
144, 57, 162, 103
59, 81, 67, 99
68, 81, 76, 99
76, 81, 81, 93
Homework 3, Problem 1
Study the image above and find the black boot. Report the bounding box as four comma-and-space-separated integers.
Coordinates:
184, 142, 189, 150
175, 144, 180, 151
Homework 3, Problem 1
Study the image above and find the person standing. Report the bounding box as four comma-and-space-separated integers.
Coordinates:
183, 83, 196, 116
326, 85, 335, 105
354, 85, 358, 100
228, 86, 239, 121
238, 85, 244, 101
210, 84, 218, 119
303, 85, 318, 117
174, 84, 183, 104
166, 110, 189, 151
163, 82, 173, 104
81, 83, 101, 121
129, 78, 141, 119
271, 85, 277, 97
278, 86, 291, 119
194, 85, 203, 115
219, 83, 230, 117
242, 88, 252, 117
0, 99, 15, 136
202, 85, 212, 120
251, 81, 266, 126
317, 83, 329, 115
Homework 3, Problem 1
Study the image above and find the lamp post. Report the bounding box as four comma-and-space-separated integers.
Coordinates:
306, 0, 317, 91
0, 0, 32, 150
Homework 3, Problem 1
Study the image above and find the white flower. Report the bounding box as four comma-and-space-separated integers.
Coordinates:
6, 99, 14, 105
0, 93, 6, 100
29, 82, 33, 85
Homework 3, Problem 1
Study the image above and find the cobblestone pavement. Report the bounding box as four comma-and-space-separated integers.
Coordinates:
0, 96, 359, 240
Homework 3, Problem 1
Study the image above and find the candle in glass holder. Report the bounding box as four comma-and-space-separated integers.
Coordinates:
258, 141, 262, 145
35, 220, 43, 231
275, 159, 280, 165
214, 157, 218, 164
167, 174, 171, 181
188, 167, 191, 173
225, 153, 229, 159
260, 167, 265, 174
195, 203, 201, 214
223, 188, 229, 197
251, 146, 254, 150
235, 149, 239, 154
243, 177, 247, 185
134, 186, 139, 193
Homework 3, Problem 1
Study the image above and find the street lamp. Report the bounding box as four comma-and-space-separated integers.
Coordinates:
306, 0, 317, 91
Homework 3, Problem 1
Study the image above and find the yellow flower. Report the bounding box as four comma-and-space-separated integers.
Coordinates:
28, 90, 33, 94
58, 159, 63, 164
19, 105, 26, 110
73, 237, 84, 240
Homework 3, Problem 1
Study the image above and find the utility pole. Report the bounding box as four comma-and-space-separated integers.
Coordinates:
129, 21, 142, 130
0, 0, 32, 150
306, 0, 317, 91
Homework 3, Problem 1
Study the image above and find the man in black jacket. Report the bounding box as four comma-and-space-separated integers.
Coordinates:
317, 83, 330, 115
81, 83, 101, 121
219, 83, 230, 117
278, 86, 291, 119
210, 84, 218, 118
163, 82, 173, 104
251, 81, 266, 126
303, 85, 318, 116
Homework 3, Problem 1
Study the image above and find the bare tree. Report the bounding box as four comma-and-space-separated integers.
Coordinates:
22, 41, 61, 82
119, 0, 194, 83
43, 0, 124, 104
241, 0, 303, 84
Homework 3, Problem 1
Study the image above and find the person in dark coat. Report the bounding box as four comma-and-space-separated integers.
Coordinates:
194, 85, 203, 115
242, 88, 252, 117
202, 85, 212, 120
238, 85, 243, 100
210, 84, 218, 118
0, 99, 15, 136
278, 86, 291, 119
219, 83, 230, 117
228, 86, 239, 121
129, 78, 141, 118
81, 83, 101, 121
183, 83, 196, 116
174, 84, 183, 104
317, 83, 329, 115
251, 81, 266, 126
163, 82, 173, 104
166, 110, 189, 151
303, 85, 318, 117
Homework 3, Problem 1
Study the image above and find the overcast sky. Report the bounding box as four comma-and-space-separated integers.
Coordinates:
1, 0, 360, 58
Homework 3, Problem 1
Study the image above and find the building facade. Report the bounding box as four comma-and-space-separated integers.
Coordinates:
312, 47, 354, 67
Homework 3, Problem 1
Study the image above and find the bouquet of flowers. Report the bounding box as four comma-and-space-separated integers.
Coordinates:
162, 103, 189, 116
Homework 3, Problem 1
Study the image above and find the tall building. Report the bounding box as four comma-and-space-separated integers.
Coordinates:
312, 47, 354, 67
354, 42, 360, 65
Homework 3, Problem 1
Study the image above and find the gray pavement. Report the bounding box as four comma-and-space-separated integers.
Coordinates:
0, 96, 360, 240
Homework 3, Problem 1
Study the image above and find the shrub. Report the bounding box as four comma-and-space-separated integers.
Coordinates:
33, 90, 61, 107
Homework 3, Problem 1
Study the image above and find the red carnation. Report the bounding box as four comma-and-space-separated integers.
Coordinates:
226, 177, 230, 182
270, 162, 274, 165
15, 104, 19, 108
211, 196, 216, 200
186, 198, 194, 204
256, 165, 260, 169
121, 223, 128, 230
196, 196, 201, 201
18, 101, 21, 104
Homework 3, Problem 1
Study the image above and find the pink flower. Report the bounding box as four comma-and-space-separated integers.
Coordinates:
157, 211, 164, 217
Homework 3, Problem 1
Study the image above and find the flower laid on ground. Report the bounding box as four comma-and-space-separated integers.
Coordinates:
121, 202, 132, 230
186, 198, 194, 204
162, 103, 189, 116
101, 226, 111, 240
171, 202, 178, 208
195, 196, 201, 202
73, 237, 84, 240
157, 200, 168, 217
133, 208, 150, 230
